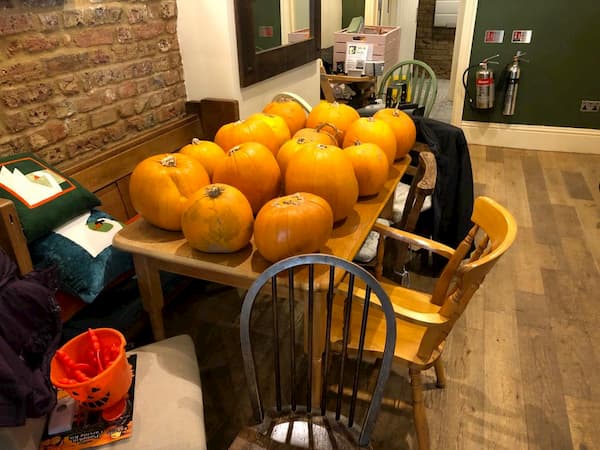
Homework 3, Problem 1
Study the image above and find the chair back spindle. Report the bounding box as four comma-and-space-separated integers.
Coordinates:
238, 254, 397, 448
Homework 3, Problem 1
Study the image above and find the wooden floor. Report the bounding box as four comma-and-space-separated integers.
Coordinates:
160, 145, 600, 449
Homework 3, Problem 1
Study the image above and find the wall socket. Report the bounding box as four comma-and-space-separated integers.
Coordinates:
580, 100, 600, 112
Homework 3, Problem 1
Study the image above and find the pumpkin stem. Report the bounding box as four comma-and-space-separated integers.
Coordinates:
315, 122, 338, 133
353, 139, 362, 146
228, 145, 241, 155
192, 137, 201, 145
160, 154, 176, 167
206, 185, 225, 198
279, 193, 304, 206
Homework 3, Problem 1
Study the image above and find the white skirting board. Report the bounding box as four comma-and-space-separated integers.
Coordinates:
460, 121, 600, 155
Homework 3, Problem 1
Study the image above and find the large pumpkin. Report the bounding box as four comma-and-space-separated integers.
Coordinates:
293, 122, 339, 146
276, 137, 312, 176
373, 108, 417, 159
285, 143, 358, 222
247, 112, 291, 154
306, 101, 359, 145
214, 118, 279, 155
342, 117, 397, 166
181, 183, 254, 253
344, 143, 389, 197
179, 138, 226, 180
254, 192, 334, 262
263, 98, 307, 135
129, 153, 210, 230
212, 142, 282, 214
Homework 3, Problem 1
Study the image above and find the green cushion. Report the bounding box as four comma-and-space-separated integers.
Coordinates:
0, 153, 100, 242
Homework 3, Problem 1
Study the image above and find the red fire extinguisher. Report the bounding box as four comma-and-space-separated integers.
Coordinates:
462, 54, 499, 109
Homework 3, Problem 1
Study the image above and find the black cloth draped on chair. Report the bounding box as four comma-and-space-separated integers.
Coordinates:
413, 117, 475, 259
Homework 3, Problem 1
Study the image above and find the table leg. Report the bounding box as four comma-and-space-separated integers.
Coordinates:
133, 255, 166, 341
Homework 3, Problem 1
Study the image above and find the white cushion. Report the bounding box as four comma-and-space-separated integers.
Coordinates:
392, 181, 432, 224
119, 334, 207, 449
0, 418, 46, 450
0, 335, 206, 450
354, 218, 390, 263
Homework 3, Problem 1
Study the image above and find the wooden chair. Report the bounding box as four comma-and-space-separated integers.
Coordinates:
357, 60, 437, 118
229, 254, 398, 449
355, 151, 437, 281
272, 92, 313, 113
336, 196, 517, 449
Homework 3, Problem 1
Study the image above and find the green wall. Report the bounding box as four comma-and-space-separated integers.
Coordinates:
342, 0, 365, 29
463, 0, 599, 129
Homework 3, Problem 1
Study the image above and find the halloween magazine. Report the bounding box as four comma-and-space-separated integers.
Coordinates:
39, 355, 137, 450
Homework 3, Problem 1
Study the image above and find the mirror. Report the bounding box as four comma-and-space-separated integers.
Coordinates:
234, 0, 321, 87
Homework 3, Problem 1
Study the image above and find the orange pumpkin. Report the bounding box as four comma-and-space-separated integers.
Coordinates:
179, 138, 226, 180
276, 137, 312, 176
254, 192, 334, 262
263, 98, 307, 135
293, 122, 339, 146
247, 112, 291, 154
285, 143, 358, 222
306, 101, 360, 145
342, 117, 397, 166
373, 108, 417, 159
214, 118, 279, 155
344, 143, 389, 196
181, 183, 254, 253
212, 142, 282, 214
129, 153, 210, 230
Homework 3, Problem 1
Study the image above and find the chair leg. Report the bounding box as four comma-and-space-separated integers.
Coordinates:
433, 359, 446, 388
409, 367, 430, 450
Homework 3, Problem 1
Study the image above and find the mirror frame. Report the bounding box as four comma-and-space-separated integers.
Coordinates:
234, 0, 321, 87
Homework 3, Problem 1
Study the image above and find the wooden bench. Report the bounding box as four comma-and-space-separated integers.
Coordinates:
0, 98, 239, 318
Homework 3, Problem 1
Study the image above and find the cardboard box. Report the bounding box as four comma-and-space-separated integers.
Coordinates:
334, 25, 401, 74
288, 28, 310, 44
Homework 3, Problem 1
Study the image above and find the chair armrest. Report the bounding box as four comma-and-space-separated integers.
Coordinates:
373, 222, 455, 260
337, 282, 450, 328
388, 302, 449, 328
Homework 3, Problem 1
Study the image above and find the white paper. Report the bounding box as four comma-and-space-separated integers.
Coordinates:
54, 213, 123, 258
345, 42, 373, 74
0, 166, 62, 206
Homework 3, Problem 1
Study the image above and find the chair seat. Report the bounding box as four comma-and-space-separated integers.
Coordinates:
229, 412, 370, 449
121, 334, 206, 449
332, 286, 442, 367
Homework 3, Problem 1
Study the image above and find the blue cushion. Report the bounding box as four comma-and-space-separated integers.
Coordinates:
29, 210, 133, 304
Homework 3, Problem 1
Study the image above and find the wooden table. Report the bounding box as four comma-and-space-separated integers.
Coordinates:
113, 155, 409, 341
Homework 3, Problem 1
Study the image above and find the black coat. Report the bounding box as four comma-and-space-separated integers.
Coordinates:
413, 117, 474, 250
0, 249, 61, 427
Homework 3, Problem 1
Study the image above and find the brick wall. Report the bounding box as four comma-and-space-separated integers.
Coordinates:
414, 0, 455, 79
0, 0, 186, 168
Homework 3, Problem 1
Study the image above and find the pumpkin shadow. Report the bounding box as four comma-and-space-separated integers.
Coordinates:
175, 241, 254, 268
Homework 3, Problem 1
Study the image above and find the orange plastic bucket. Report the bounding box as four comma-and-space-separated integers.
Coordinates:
50, 328, 132, 412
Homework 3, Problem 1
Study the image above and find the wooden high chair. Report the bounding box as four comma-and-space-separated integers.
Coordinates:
334, 196, 517, 449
